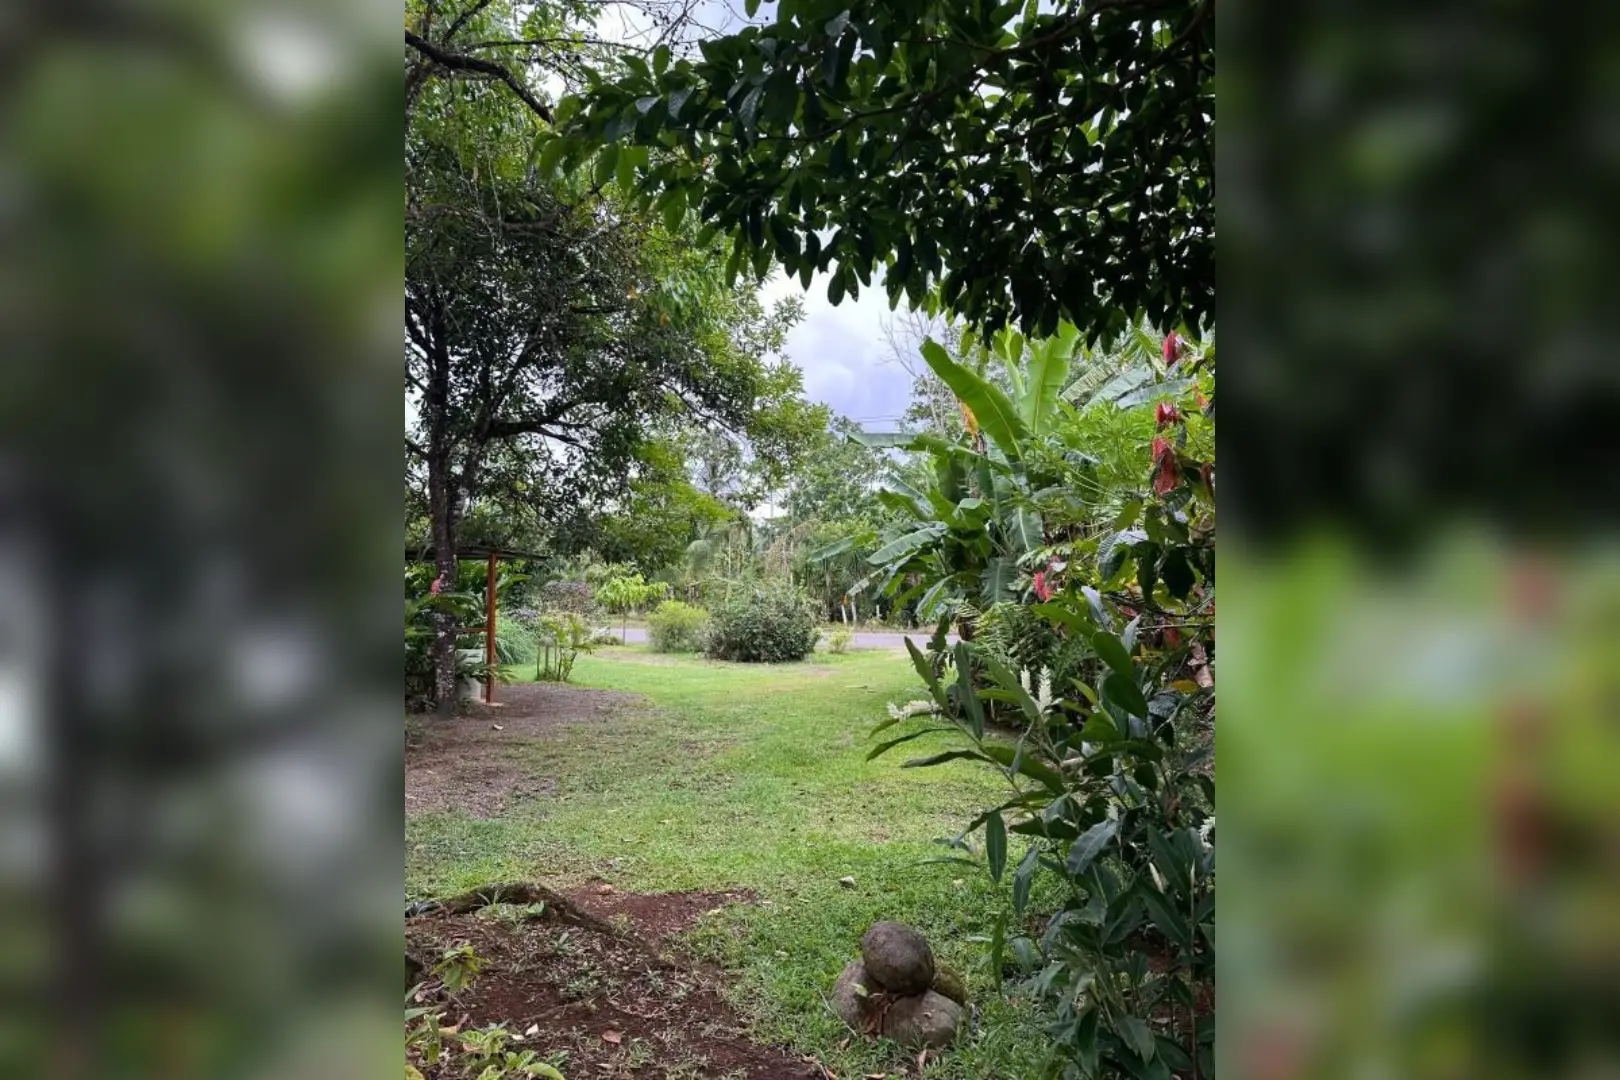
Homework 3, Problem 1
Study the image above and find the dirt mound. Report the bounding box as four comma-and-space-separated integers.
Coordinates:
564, 882, 758, 945
407, 886, 819, 1080
406, 683, 640, 818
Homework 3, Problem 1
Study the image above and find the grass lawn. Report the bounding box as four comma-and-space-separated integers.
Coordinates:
407, 644, 1053, 1079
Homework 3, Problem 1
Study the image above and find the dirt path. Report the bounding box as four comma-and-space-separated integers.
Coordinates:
408, 885, 822, 1079
406, 683, 828, 1078
405, 682, 641, 818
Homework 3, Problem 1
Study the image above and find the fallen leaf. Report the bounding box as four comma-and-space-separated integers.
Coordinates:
491, 723, 503, 731
837, 1037, 850, 1050
601, 1030, 622, 1045
866, 1073, 887, 1079
596, 883, 615, 896
524, 1023, 539, 1036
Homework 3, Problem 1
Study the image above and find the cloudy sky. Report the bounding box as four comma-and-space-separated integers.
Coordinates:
759, 270, 917, 430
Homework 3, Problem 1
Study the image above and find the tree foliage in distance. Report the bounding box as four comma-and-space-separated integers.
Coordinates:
554, 0, 1213, 338
405, 0, 827, 713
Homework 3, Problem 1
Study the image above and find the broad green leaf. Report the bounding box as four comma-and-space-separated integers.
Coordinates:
981, 556, 1017, 604
1081, 585, 1110, 629
1137, 541, 1161, 600
920, 338, 1030, 461
1012, 844, 1039, 913
1032, 601, 1089, 633
985, 810, 1007, 883
1091, 631, 1133, 679
1161, 547, 1195, 599
1022, 322, 1077, 433
1119, 1015, 1157, 1062
535, 136, 569, 179
593, 145, 619, 188
904, 638, 949, 709
1079, 712, 1118, 742
1065, 818, 1119, 876
1104, 670, 1149, 719
915, 577, 953, 620
954, 642, 984, 739
866, 526, 940, 565
1005, 507, 1043, 554
982, 744, 1065, 794
661, 193, 684, 232
805, 534, 860, 562
981, 654, 1041, 726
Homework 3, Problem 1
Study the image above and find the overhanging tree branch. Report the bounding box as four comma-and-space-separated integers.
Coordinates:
405, 29, 555, 124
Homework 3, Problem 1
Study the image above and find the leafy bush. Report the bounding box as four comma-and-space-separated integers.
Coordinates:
704, 585, 820, 663
861, 322, 1215, 1078
827, 627, 854, 654
647, 600, 709, 652
535, 612, 596, 683
538, 579, 594, 615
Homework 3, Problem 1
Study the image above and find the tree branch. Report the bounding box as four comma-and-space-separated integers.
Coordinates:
405, 29, 555, 124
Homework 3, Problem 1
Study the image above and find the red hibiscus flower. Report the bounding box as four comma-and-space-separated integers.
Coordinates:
1033, 571, 1052, 602
1155, 402, 1182, 428
1162, 331, 1180, 367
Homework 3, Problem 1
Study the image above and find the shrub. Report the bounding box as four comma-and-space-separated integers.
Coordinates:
704, 585, 820, 663
538, 579, 594, 615
535, 612, 596, 683
647, 600, 709, 652
827, 627, 854, 654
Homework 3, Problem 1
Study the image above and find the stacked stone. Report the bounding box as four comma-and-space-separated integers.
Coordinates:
830, 922, 966, 1048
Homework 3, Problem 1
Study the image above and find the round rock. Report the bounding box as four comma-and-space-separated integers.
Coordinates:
931, 965, 968, 1007
829, 961, 879, 1030
881, 990, 963, 1048
860, 921, 935, 995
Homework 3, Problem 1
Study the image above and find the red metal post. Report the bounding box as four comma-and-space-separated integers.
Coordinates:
484, 550, 498, 703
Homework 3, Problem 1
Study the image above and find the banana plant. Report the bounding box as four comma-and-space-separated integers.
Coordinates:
810, 326, 1099, 626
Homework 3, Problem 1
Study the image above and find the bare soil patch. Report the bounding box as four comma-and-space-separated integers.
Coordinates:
408, 888, 820, 1080
406, 682, 641, 819
564, 881, 758, 945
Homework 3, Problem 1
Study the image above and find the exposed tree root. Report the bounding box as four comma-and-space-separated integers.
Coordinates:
405, 881, 623, 937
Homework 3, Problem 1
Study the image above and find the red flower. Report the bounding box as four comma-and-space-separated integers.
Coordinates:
1033, 571, 1052, 602
1162, 331, 1180, 367
1155, 402, 1182, 428
1152, 436, 1179, 495
429, 574, 444, 595
1164, 626, 1181, 648
1201, 462, 1215, 494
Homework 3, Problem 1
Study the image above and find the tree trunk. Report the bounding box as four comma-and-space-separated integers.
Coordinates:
427, 450, 458, 719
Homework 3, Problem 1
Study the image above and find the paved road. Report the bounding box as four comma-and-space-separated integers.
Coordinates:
615, 626, 957, 651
